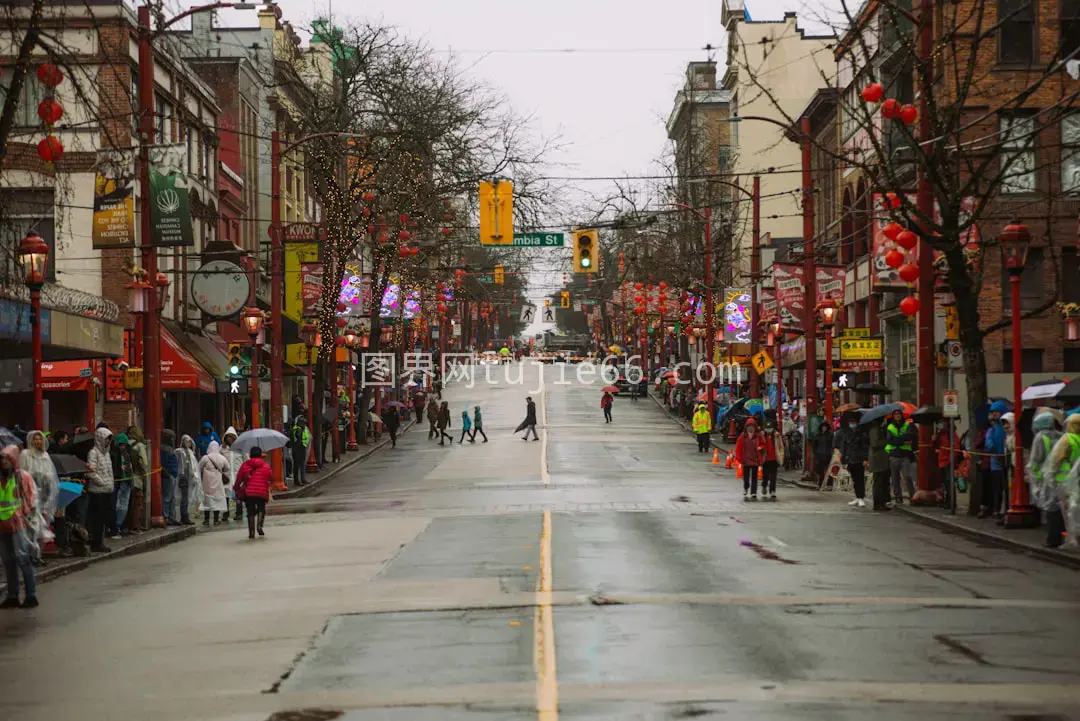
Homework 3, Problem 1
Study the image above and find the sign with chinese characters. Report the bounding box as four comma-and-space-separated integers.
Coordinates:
301, 263, 323, 317
720, 287, 752, 343
148, 144, 194, 247
191, 260, 250, 319
843, 327, 871, 338
839, 337, 883, 361
361, 353, 395, 387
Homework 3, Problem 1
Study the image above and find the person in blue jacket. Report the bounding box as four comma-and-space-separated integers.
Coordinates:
160, 429, 180, 525
195, 422, 220, 458
980, 400, 1009, 518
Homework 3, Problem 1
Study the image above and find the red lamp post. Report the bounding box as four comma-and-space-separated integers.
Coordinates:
817, 296, 838, 424
241, 307, 264, 429
344, 329, 360, 451
18, 231, 50, 431
300, 323, 320, 473
768, 316, 784, 436
1001, 221, 1037, 529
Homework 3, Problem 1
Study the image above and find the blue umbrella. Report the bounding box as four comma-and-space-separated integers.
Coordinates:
56, 481, 84, 510
860, 403, 902, 425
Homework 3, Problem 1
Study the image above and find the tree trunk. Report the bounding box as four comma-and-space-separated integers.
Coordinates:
0, 0, 44, 170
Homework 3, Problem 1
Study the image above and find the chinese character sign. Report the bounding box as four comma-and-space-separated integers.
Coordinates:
361, 353, 395, 387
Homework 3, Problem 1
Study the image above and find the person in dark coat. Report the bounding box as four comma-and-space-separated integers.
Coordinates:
811, 411, 834, 489
234, 447, 271, 539
520, 397, 539, 441
381, 407, 401, 448
834, 415, 869, 507
412, 394, 426, 424
436, 401, 453, 446
868, 419, 892, 511
426, 397, 440, 440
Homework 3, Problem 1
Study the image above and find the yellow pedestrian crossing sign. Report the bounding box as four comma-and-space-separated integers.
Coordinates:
751, 350, 774, 375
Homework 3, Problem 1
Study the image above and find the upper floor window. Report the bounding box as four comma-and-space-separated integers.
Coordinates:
717, 146, 730, 171
1061, 0, 1080, 59
999, 0, 1035, 64
1, 190, 55, 285
0, 70, 47, 127
1000, 115, 1036, 193
1062, 114, 1080, 193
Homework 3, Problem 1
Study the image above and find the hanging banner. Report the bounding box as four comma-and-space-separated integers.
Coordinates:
760, 289, 776, 324
720, 287, 752, 343
301, 263, 324, 317
816, 265, 845, 303
149, 144, 194, 247
91, 149, 135, 249
772, 263, 806, 331
871, 193, 980, 290
338, 264, 371, 317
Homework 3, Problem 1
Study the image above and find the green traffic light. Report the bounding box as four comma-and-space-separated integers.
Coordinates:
230, 364, 240, 375
581, 256, 591, 268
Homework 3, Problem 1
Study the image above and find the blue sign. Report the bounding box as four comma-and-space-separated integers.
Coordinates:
0, 299, 51, 344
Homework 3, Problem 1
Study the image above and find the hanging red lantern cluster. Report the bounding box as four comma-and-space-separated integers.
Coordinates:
37, 136, 64, 164
881, 98, 901, 120
900, 295, 920, 317
899, 104, 917, 125
37, 64, 64, 88
37, 97, 63, 126
861, 82, 884, 104
35, 64, 66, 165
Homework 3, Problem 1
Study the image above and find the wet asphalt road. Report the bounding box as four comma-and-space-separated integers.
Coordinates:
2, 361, 1080, 721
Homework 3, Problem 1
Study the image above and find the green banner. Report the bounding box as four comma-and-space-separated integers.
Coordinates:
149, 144, 194, 247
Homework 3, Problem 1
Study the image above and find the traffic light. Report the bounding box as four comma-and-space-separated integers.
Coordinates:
228, 344, 243, 376
479, 179, 514, 245
494, 264, 505, 284
572, 228, 598, 274
560, 291, 570, 309
545, 299, 551, 307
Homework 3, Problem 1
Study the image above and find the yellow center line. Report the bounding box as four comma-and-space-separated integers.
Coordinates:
534, 510, 558, 720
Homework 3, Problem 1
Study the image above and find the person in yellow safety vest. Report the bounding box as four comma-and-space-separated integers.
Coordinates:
290, 417, 311, 487
1028, 410, 1064, 547
1048, 413, 1080, 548
885, 409, 917, 506
692, 402, 712, 453
0, 445, 38, 608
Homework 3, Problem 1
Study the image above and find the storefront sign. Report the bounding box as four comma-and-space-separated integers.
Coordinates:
835, 360, 884, 372
301, 263, 324, 317
839, 337, 883, 361
191, 260, 250, 319
843, 327, 871, 338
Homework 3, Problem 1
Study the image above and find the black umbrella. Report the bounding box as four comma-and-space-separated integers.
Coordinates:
69, 432, 95, 460
51, 453, 92, 478
1055, 378, 1080, 401
910, 405, 943, 425
860, 403, 902, 425
854, 383, 891, 395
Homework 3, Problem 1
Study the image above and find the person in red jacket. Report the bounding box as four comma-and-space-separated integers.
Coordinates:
234, 446, 272, 539
735, 419, 767, 501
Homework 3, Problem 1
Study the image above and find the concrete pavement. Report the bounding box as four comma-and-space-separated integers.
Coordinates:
2, 360, 1080, 721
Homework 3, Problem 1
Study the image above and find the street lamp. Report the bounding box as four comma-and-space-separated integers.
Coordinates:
18, 231, 49, 431
817, 296, 838, 424
154, 271, 170, 313
241, 306, 264, 429
344, 329, 360, 451
300, 322, 320, 473
1000, 220, 1037, 529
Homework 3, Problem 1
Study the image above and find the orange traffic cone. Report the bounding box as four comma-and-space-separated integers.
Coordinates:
735, 461, 743, 477
712, 448, 720, 465
758, 466, 763, 480
725, 450, 734, 469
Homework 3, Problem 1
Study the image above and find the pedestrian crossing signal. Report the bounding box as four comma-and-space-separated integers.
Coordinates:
560, 291, 570, 309
228, 343, 243, 376
572, 228, 597, 274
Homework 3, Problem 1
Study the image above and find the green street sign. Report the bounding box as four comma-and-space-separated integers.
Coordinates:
475, 274, 494, 283
513, 232, 564, 247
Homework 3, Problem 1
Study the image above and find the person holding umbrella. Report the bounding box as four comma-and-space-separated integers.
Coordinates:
601, 390, 614, 424
381, 405, 401, 448
885, 408, 917, 505
517, 396, 539, 441
234, 447, 271, 539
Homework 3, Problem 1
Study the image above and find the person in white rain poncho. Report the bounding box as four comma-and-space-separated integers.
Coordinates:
220, 427, 247, 523
1027, 409, 1064, 547
1047, 413, 1080, 548
198, 440, 230, 526
19, 431, 57, 560
175, 435, 199, 525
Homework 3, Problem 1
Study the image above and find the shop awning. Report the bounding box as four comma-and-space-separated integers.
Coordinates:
162, 327, 216, 393
40, 360, 94, 391
185, 331, 230, 380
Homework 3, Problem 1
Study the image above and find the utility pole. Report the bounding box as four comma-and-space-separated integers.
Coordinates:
703, 205, 714, 416
269, 132, 285, 491
749, 175, 761, 400
801, 116, 818, 471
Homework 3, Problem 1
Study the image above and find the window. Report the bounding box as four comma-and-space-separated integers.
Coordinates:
203, 135, 213, 181
154, 94, 165, 140
1002, 246, 1044, 312
1061, 0, 1080, 60
1003, 348, 1044, 373
1065, 348, 1080, 372
0, 190, 56, 285
999, 0, 1035, 64
1062, 247, 1080, 304
1000, 115, 1036, 193
1063, 114, 1080, 193
0, 69, 47, 126
717, 146, 730, 171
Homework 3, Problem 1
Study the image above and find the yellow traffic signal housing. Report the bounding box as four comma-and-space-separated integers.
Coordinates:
479, 180, 514, 245
560, 291, 570, 309
494, 264, 505, 285
228, 344, 243, 376
572, 228, 598, 273
544, 299, 551, 307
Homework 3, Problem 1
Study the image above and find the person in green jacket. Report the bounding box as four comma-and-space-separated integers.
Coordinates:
692, 403, 712, 453
867, 419, 892, 511
1048, 413, 1080, 547
472, 406, 488, 443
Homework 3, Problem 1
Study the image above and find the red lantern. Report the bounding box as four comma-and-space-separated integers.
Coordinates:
378, 233, 389, 244
896, 229, 918, 251
883, 222, 903, 241
658, 305, 668, 314
36, 64, 64, 88
618, 252, 625, 260
37, 98, 63, 125
861, 82, 884, 103
411, 247, 420, 256
899, 104, 918, 125
398, 230, 411, 241
336, 317, 347, 328
36, 135, 63, 163
659, 281, 668, 290
898, 263, 920, 284
440, 227, 451, 236
658, 293, 668, 303
634, 282, 643, 290
887, 192, 901, 208
336, 301, 347, 313
362, 191, 375, 202
398, 213, 409, 224
437, 303, 447, 313
881, 98, 901, 119
397, 247, 410, 258
367, 223, 377, 234
885, 249, 905, 269
635, 307, 645, 315
900, 295, 920, 316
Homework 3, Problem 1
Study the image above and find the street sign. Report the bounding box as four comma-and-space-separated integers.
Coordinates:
123, 367, 144, 390
573, 300, 582, 312
944, 306, 959, 340
475, 274, 494, 283
520, 304, 536, 323
842, 327, 871, 338
751, 349, 774, 375
513, 232, 564, 247
946, 339, 963, 369
943, 389, 960, 417
580, 299, 598, 306
542, 306, 555, 323
839, 337, 883, 361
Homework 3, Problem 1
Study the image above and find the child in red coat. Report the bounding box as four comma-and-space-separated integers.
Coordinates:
735, 419, 767, 500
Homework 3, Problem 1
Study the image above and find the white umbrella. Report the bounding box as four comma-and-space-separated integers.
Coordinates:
232, 428, 289, 453
1021, 379, 1067, 401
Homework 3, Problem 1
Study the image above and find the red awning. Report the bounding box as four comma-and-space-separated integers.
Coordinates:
40, 360, 93, 392
161, 327, 216, 393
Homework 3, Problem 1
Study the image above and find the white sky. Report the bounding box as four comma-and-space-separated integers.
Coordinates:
207, 0, 842, 337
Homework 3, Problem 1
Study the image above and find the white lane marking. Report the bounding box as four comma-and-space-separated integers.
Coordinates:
767, 536, 788, 548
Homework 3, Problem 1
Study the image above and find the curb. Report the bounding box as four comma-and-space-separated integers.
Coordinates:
0, 524, 196, 595
273, 419, 416, 500
895, 506, 1080, 571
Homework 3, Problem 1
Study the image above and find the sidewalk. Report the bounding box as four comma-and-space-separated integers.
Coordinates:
0, 524, 195, 596
274, 419, 415, 499
647, 391, 1080, 568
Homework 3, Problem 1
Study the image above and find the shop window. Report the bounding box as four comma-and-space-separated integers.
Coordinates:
1062, 247, 1080, 305
0, 189, 56, 285
1003, 348, 1044, 373
1062, 114, 1080, 193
